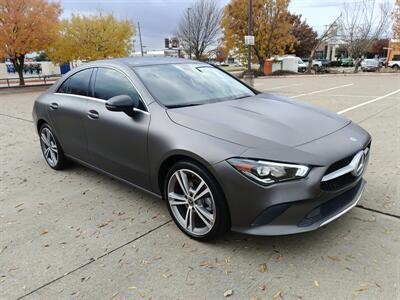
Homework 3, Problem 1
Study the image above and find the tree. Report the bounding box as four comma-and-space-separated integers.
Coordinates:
222, 0, 294, 72
306, 16, 340, 73
177, 0, 222, 60
339, 0, 392, 72
286, 13, 317, 58
48, 13, 135, 65
368, 38, 389, 57
0, 0, 61, 85
394, 0, 400, 39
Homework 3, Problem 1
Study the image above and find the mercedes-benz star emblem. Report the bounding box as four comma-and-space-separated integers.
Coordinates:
352, 152, 365, 176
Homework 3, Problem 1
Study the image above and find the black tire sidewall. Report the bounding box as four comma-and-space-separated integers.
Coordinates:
164, 160, 229, 241
39, 124, 67, 170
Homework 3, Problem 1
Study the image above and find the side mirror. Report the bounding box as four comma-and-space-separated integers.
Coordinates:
105, 95, 140, 115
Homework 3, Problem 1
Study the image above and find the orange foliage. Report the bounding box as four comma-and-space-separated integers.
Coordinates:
0, 0, 61, 84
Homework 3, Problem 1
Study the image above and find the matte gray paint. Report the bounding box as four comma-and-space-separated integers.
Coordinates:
33, 57, 371, 236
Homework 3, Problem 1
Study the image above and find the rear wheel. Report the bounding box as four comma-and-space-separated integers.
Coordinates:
39, 124, 68, 170
164, 161, 229, 241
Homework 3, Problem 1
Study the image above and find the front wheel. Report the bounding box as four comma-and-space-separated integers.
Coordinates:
164, 161, 229, 241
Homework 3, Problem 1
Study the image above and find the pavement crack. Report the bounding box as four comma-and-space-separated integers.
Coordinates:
16, 219, 172, 300
0, 113, 33, 123
356, 204, 400, 220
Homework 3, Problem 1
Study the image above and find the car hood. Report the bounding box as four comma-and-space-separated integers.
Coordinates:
166, 94, 350, 149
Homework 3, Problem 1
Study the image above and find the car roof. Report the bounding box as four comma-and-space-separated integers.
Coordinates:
107, 56, 207, 67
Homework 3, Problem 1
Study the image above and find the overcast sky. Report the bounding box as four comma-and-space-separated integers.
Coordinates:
59, 0, 390, 51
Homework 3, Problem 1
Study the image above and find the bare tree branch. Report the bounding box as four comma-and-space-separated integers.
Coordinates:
338, 0, 392, 72
176, 0, 222, 59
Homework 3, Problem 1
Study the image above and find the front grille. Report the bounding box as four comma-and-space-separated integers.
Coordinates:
321, 142, 371, 191
325, 154, 354, 174
298, 180, 361, 227
321, 172, 358, 191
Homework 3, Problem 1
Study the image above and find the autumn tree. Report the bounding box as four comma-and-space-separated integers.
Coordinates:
48, 13, 135, 64
286, 13, 317, 58
0, 0, 61, 85
222, 0, 294, 72
177, 0, 222, 60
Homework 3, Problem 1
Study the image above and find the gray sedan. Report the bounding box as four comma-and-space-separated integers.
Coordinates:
33, 57, 371, 240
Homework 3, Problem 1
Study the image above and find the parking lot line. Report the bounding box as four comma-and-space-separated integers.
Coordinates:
264, 83, 303, 91
337, 88, 400, 114
290, 83, 354, 98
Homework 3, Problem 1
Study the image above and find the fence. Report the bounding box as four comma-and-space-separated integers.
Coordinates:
0, 74, 62, 88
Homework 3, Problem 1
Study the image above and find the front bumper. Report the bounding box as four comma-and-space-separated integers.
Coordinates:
213, 157, 366, 236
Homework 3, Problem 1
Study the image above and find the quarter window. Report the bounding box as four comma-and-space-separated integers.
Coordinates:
57, 68, 93, 96
94, 68, 144, 110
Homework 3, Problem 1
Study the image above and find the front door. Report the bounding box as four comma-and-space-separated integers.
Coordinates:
84, 67, 151, 190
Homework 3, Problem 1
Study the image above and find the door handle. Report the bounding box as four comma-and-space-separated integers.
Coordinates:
50, 102, 58, 110
87, 110, 99, 119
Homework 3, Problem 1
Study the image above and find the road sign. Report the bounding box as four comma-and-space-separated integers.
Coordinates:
244, 35, 255, 46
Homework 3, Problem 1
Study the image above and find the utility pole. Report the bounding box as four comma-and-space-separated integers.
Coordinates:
138, 22, 144, 56
243, 0, 254, 86
187, 8, 192, 59
247, 0, 252, 74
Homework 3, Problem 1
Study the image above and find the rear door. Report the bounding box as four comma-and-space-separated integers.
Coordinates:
49, 68, 93, 160
84, 67, 151, 189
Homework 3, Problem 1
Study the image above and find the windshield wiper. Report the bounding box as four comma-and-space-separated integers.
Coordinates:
166, 103, 203, 109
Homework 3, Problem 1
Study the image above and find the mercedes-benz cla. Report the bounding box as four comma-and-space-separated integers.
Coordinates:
33, 57, 371, 240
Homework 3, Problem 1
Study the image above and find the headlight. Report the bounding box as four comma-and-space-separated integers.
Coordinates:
227, 158, 309, 185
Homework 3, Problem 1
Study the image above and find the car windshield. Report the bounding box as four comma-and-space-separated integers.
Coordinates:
134, 63, 255, 108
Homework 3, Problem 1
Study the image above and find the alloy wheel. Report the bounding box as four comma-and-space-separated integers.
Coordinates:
167, 169, 216, 236
40, 127, 59, 167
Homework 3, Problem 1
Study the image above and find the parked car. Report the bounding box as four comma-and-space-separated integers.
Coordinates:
302, 58, 322, 70
361, 59, 379, 72
388, 59, 400, 70
296, 57, 307, 72
378, 57, 387, 67
341, 58, 354, 67
316, 59, 331, 68
33, 57, 371, 240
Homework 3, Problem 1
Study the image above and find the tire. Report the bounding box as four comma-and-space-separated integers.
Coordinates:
393, 65, 400, 71
163, 160, 230, 241
39, 123, 68, 170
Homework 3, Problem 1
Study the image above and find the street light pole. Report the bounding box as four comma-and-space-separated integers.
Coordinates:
138, 22, 144, 56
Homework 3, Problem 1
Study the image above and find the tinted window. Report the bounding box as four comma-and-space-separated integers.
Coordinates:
134, 64, 255, 108
94, 68, 142, 105
58, 68, 92, 96
58, 77, 71, 94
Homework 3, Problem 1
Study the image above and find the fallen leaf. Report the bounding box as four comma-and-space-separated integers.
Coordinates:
259, 263, 268, 273
314, 280, 319, 287
224, 289, 233, 297
273, 290, 283, 299
41, 230, 48, 235
97, 222, 109, 228
259, 284, 267, 291
327, 255, 341, 262
15, 203, 24, 208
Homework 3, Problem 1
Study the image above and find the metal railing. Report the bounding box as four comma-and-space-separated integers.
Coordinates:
0, 74, 62, 88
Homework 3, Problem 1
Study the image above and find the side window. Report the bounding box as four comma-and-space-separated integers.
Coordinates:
57, 68, 93, 96
69, 69, 93, 96
94, 68, 144, 110
58, 77, 71, 94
